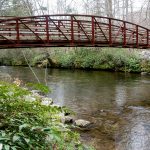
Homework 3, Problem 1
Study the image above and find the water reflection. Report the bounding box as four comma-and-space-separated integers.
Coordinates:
51, 81, 65, 106
115, 83, 127, 107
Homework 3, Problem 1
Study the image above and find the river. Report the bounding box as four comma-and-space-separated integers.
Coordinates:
1, 66, 150, 150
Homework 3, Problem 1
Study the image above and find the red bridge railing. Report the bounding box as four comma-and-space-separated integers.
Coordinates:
0, 14, 149, 49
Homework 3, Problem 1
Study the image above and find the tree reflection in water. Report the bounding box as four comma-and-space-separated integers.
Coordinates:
116, 107, 150, 150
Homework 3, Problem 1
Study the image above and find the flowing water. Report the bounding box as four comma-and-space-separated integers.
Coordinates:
1, 66, 150, 150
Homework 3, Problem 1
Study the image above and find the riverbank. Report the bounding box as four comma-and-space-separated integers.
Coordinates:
49, 48, 142, 72
0, 79, 94, 150
0, 48, 150, 73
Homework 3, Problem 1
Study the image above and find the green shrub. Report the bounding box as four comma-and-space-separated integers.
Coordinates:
141, 60, 150, 72
59, 54, 75, 68
81, 54, 95, 68
126, 58, 141, 72
32, 53, 49, 66
0, 82, 90, 150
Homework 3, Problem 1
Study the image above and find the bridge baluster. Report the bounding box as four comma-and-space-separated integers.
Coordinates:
147, 29, 149, 47
136, 25, 139, 48
71, 16, 74, 45
16, 19, 20, 44
109, 18, 112, 46
123, 21, 126, 47
92, 16, 95, 45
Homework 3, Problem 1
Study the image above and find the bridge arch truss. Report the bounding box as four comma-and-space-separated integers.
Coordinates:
0, 14, 149, 49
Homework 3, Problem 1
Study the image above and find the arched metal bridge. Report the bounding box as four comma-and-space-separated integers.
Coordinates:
0, 14, 149, 49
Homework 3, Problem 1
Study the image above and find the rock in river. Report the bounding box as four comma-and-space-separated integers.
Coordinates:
75, 119, 91, 128
61, 116, 74, 124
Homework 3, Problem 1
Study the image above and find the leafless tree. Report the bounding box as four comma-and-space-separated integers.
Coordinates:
0, 0, 34, 16
105, 0, 113, 17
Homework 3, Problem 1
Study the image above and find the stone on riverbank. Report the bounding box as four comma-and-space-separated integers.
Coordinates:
41, 97, 53, 106
31, 89, 46, 96
24, 95, 36, 102
25, 90, 53, 106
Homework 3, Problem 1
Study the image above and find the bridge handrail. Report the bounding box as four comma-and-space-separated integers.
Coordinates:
0, 14, 149, 31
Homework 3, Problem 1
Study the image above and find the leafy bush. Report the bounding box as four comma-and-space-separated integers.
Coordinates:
141, 60, 150, 72
81, 54, 95, 68
32, 53, 49, 66
50, 48, 142, 72
59, 54, 75, 68
126, 58, 141, 72
0, 82, 90, 150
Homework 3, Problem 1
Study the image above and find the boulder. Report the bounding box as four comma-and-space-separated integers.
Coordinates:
24, 95, 36, 102
31, 90, 45, 96
75, 119, 91, 128
31, 90, 41, 94
51, 104, 61, 108
31, 90, 44, 99
61, 116, 74, 124
0, 72, 12, 82
141, 72, 149, 75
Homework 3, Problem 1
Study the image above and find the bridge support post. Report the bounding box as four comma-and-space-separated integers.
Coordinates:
92, 16, 95, 45
123, 22, 126, 47
16, 19, 20, 44
136, 25, 139, 48
46, 16, 49, 43
147, 29, 149, 47
71, 16, 74, 46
